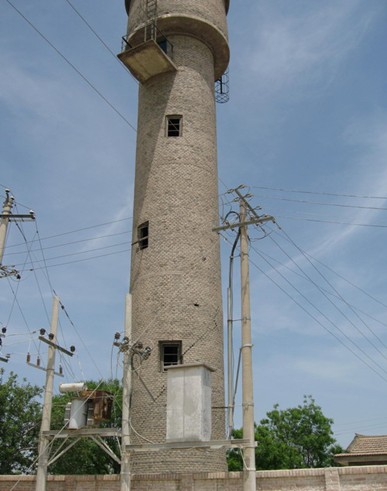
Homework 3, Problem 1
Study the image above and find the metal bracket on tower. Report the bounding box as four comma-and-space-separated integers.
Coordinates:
215, 69, 230, 104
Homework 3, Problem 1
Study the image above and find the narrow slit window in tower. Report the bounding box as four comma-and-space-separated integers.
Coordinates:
160, 341, 182, 371
137, 221, 149, 250
166, 115, 182, 137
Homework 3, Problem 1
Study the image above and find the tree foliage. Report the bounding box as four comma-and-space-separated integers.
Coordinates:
0, 370, 42, 474
228, 396, 343, 471
49, 379, 122, 475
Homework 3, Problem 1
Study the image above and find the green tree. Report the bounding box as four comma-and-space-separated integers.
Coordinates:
0, 370, 42, 474
49, 379, 122, 475
228, 396, 343, 471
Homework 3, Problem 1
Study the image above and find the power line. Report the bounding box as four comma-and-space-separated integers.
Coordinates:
273, 214, 387, 228
265, 228, 387, 360
248, 248, 387, 384
252, 186, 387, 201
272, 226, 387, 351
256, 247, 387, 334
14, 240, 131, 267
64, 0, 120, 59
4, 0, 137, 132
5, 216, 132, 250
19, 247, 131, 271
5, 230, 130, 257
63, 0, 138, 84
220, 231, 387, 384
254, 194, 387, 211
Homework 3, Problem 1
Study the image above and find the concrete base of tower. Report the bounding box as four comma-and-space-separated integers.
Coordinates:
129, 447, 227, 475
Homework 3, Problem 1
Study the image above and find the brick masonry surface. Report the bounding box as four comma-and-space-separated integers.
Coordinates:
2, 467, 387, 491
126, 0, 229, 475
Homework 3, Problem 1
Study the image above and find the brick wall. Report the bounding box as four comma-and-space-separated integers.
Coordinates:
127, 0, 227, 473
2, 467, 387, 491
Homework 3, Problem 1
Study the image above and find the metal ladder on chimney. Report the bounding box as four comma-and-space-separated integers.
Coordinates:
144, 0, 157, 42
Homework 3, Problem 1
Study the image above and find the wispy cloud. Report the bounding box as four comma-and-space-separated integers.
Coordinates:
243, 1, 376, 95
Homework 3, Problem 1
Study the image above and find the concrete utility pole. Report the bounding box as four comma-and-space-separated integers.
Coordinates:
120, 294, 132, 491
0, 190, 13, 264
0, 189, 35, 278
35, 295, 60, 491
215, 187, 274, 491
239, 198, 256, 491
236, 188, 275, 491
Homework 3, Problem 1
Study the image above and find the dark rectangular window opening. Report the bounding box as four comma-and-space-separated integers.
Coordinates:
137, 221, 149, 250
158, 37, 168, 54
160, 341, 182, 371
166, 116, 182, 137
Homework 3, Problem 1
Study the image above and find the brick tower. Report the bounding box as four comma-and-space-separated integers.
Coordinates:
119, 0, 230, 473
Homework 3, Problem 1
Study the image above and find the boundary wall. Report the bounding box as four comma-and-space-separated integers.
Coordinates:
1, 466, 387, 491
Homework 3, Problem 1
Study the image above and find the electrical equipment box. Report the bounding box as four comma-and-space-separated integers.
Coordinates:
63, 390, 113, 429
166, 364, 214, 442
69, 399, 88, 429
88, 390, 113, 422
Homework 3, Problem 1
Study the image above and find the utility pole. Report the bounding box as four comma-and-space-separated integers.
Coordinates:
0, 189, 35, 278
35, 295, 60, 491
121, 294, 132, 491
214, 186, 274, 491
239, 197, 256, 491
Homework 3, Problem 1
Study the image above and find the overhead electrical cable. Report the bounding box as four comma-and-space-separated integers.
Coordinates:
63, 0, 139, 84
5, 230, 131, 257
15, 240, 132, 268
22, 248, 131, 271
256, 248, 387, 334
302, 250, 387, 311
252, 186, 387, 201
219, 230, 387, 383
64, 0, 122, 59
271, 226, 387, 353
4, 0, 137, 132
248, 247, 387, 383
273, 214, 387, 228
58, 298, 105, 380
261, 235, 387, 362
6, 216, 132, 250
254, 194, 387, 211
14, 222, 51, 325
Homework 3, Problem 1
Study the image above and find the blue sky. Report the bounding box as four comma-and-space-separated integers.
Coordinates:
1, 0, 387, 450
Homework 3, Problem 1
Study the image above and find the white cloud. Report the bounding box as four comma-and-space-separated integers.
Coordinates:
240, 1, 376, 96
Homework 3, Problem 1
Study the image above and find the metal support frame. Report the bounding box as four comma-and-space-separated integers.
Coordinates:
126, 438, 253, 453
42, 428, 122, 467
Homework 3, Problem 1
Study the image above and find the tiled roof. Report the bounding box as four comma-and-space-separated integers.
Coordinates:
345, 434, 387, 455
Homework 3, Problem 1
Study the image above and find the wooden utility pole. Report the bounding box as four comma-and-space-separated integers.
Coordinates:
35, 295, 60, 491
